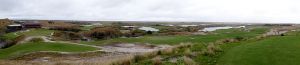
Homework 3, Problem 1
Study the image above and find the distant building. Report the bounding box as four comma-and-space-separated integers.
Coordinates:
122, 26, 137, 30
179, 25, 198, 27
164, 24, 174, 26
138, 27, 159, 32
22, 23, 42, 28
6, 24, 22, 32
122, 26, 137, 28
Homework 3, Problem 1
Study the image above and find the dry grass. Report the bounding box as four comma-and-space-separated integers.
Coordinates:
159, 47, 174, 55
202, 43, 222, 56
182, 56, 197, 65
184, 48, 192, 55
134, 51, 159, 62
152, 56, 162, 65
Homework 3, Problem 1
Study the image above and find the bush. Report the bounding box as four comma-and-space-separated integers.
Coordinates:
234, 36, 244, 41
52, 31, 81, 40
87, 27, 122, 39
146, 31, 153, 34
203, 43, 222, 56
29, 38, 44, 42
130, 29, 145, 37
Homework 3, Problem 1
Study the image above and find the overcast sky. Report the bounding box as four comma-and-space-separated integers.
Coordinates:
1, 0, 300, 23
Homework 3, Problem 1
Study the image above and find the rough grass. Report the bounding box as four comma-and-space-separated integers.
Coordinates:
217, 31, 300, 65
0, 42, 98, 59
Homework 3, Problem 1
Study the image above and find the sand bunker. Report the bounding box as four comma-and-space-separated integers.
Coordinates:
101, 43, 172, 53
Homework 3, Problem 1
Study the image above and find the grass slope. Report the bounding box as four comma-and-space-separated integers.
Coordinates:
0, 42, 98, 59
218, 32, 300, 65
1, 29, 55, 40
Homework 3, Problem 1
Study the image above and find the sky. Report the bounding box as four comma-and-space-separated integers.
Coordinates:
1, 0, 300, 23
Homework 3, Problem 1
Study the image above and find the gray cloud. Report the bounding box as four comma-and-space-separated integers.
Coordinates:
1, 0, 300, 23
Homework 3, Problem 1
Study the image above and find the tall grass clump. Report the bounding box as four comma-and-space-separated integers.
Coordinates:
158, 47, 174, 55
111, 54, 135, 65
134, 51, 159, 62
202, 43, 222, 56
182, 56, 197, 65
29, 38, 44, 42
151, 56, 162, 65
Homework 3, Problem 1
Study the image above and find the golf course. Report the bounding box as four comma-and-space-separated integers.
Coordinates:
217, 31, 300, 65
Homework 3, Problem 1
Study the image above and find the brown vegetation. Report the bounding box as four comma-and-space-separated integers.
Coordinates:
152, 56, 162, 65
183, 56, 197, 65
29, 38, 44, 42
85, 27, 122, 39
0, 18, 12, 34
52, 31, 81, 40
41, 21, 81, 32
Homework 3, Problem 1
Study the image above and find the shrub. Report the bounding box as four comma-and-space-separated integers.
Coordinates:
87, 27, 122, 39
234, 36, 244, 41
146, 31, 153, 34
280, 34, 285, 36
29, 38, 44, 42
129, 29, 145, 37
203, 43, 222, 56
52, 31, 81, 40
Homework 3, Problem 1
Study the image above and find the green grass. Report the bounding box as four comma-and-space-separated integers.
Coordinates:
17, 29, 55, 36
0, 33, 18, 40
80, 26, 96, 31
217, 32, 300, 65
1, 29, 55, 40
0, 42, 98, 59
81, 27, 268, 45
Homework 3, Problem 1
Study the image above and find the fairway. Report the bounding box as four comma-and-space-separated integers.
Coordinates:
218, 32, 300, 65
0, 42, 98, 59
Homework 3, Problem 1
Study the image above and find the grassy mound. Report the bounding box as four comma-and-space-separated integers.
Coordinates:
0, 42, 98, 59
218, 33, 300, 65
1, 29, 55, 40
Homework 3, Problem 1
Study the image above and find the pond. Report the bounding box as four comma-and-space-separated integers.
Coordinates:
200, 26, 245, 32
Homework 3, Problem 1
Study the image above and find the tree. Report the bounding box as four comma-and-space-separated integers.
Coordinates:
0, 18, 12, 34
